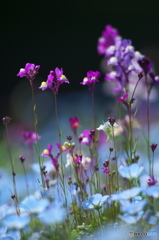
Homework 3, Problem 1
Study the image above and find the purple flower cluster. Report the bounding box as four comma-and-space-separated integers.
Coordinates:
22, 131, 41, 145
98, 25, 159, 97
39, 67, 69, 94
17, 63, 40, 82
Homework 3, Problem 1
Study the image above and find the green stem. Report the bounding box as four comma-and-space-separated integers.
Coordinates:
54, 93, 67, 206
5, 125, 19, 212
112, 126, 119, 192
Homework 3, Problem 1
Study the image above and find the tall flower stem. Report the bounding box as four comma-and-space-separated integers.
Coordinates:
4, 125, 19, 213
112, 126, 119, 192
128, 106, 133, 163
145, 74, 151, 163
30, 81, 44, 187
91, 86, 96, 130
54, 93, 67, 206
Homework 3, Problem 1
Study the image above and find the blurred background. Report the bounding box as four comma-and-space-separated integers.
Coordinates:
1, 0, 159, 153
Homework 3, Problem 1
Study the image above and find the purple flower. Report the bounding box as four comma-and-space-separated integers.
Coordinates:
117, 93, 129, 102
97, 25, 120, 55
80, 71, 100, 91
147, 175, 158, 186
138, 57, 152, 75
41, 144, 59, 171
17, 63, 40, 81
22, 131, 41, 145
39, 67, 69, 94
69, 117, 80, 131
78, 129, 92, 145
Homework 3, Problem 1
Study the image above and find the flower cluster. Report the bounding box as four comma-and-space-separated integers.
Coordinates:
39, 67, 69, 94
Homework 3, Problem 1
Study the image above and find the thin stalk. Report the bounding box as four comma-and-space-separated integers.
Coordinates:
5, 125, 19, 213
54, 93, 67, 206
152, 151, 154, 177
30, 82, 44, 186
128, 106, 133, 163
91, 86, 96, 130
22, 162, 29, 197
112, 126, 119, 192
145, 74, 151, 173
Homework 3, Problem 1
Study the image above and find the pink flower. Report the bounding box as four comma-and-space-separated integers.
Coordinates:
80, 71, 100, 87
17, 63, 40, 81
147, 175, 158, 186
69, 117, 80, 131
22, 131, 41, 145
39, 67, 69, 94
117, 94, 129, 102
78, 129, 92, 145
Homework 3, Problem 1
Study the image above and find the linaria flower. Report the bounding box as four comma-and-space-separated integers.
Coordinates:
80, 71, 100, 88
41, 144, 60, 171
97, 25, 120, 55
69, 117, 80, 131
17, 63, 40, 82
118, 163, 144, 179
82, 193, 109, 210
78, 129, 92, 145
97, 121, 123, 140
147, 175, 158, 186
39, 67, 69, 94
22, 131, 41, 145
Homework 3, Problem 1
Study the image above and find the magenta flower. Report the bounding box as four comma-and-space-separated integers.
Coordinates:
80, 71, 100, 87
97, 25, 120, 55
78, 129, 92, 145
147, 175, 158, 186
41, 144, 53, 156
41, 144, 59, 171
39, 67, 69, 94
17, 63, 40, 81
117, 94, 129, 102
69, 117, 80, 131
22, 131, 41, 145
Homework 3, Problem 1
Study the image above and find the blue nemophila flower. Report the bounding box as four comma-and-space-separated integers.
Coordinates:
0, 229, 21, 240
118, 163, 144, 179
82, 193, 109, 210
111, 187, 143, 201
145, 185, 159, 198
118, 211, 144, 224
20, 196, 49, 214
38, 202, 67, 225
120, 199, 147, 214
2, 214, 30, 229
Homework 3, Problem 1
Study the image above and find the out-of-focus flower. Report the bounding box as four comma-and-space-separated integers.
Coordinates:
82, 193, 109, 210
80, 71, 100, 88
78, 129, 92, 145
2, 214, 30, 229
97, 121, 123, 140
118, 211, 144, 224
20, 197, 49, 214
97, 25, 120, 55
0, 227, 21, 240
111, 187, 144, 201
65, 153, 91, 169
118, 163, 144, 179
17, 63, 40, 81
38, 202, 67, 225
69, 117, 80, 131
22, 131, 41, 145
145, 186, 159, 198
39, 67, 69, 94
117, 94, 129, 103
147, 175, 158, 186
120, 199, 147, 215
41, 144, 53, 157
150, 143, 158, 152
